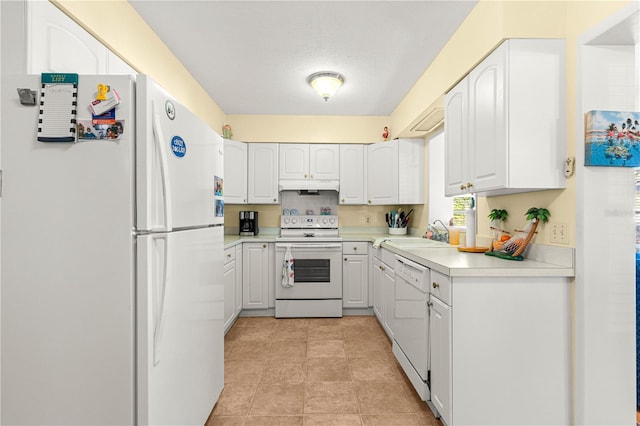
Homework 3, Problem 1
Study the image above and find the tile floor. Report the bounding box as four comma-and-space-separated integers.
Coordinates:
206, 315, 442, 426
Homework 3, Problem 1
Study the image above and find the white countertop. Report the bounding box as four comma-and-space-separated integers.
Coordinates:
382, 244, 574, 277
224, 231, 575, 278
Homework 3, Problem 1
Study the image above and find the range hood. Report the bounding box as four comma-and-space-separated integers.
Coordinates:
278, 179, 340, 192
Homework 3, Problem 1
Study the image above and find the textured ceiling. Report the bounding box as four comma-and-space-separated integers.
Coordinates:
129, 1, 477, 116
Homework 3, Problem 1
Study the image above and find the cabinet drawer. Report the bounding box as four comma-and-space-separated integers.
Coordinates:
430, 270, 451, 305
343, 242, 369, 255
224, 247, 236, 265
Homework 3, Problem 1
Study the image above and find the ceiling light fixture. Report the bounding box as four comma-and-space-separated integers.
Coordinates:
308, 71, 345, 101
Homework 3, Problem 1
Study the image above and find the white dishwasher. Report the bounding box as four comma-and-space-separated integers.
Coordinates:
392, 254, 431, 401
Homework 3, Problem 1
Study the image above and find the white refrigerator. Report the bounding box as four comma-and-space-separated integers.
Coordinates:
1, 75, 225, 425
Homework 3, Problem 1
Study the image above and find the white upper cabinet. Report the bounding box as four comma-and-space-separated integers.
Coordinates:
398, 139, 425, 204
224, 139, 248, 204
367, 140, 399, 205
444, 79, 469, 196
279, 144, 339, 180
309, 144, 340, 180
444, 39, 566, 197
27, 0, 136, 76
248, 143, 279, 204
339, 144, 365, 205
279, 144, 309, 180
367, 139, 424, 205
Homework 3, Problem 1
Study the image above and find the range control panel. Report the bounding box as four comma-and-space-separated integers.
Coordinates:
280, 215, 338, 229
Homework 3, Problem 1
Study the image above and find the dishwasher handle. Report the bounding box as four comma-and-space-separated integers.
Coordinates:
395, 255, 428, 273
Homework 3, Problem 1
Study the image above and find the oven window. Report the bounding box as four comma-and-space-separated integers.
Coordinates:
294, 259, 330, 283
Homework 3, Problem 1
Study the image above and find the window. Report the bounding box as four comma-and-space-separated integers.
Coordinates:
428, 130, 474, 229
452, 195, 474, 227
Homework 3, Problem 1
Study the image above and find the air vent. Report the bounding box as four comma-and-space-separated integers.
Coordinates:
411, 106, 444, 133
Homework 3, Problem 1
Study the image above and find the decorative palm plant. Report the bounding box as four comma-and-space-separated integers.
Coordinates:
486, 207, 550, 260
488, 209, 509, 222
488, 209, 509, 251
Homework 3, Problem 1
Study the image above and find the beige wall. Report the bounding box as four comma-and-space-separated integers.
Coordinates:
54, 0, 632, 244
392, 0, 629, 246
228, 115, 389, 144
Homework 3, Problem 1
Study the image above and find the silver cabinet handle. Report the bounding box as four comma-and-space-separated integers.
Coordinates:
432, 282, 440, 289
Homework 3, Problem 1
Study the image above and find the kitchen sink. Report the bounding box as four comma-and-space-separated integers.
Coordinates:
383, 237, 450, 248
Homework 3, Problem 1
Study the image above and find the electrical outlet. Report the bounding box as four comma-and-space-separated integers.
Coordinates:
550, 223, 569, 244
365, 216, 371, 224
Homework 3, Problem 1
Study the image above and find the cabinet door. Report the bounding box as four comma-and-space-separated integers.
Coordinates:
242, 243, 270, 309
106, 50, 138, 76
248, 143, 279, 204
367, 140, 398, 205
372, 258, 384, 323
279, 144, 309, 179
223, 258, 236, 333
267, 242, 276, 309
339, 144, 365, 204
468, 42, 507, 193
224, 139, 248, 204
28, 1, 134, 76
444, 78, 469, 196
343, 255, 369, 308
398, 139, 424, 204
27, 1, 106, 74
310, 144, 340, 180
430, 295, 452, 425
382, 264, 396, 340
234, 245, 243, 316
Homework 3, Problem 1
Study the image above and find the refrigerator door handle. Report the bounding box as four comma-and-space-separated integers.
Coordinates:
152, 233, 170, 366
151, 102, 173, 232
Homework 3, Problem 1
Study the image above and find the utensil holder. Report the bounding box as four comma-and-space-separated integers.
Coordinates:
388, 227, 407, 235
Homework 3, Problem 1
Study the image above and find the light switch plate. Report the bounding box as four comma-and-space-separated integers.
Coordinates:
550, 223, 569, 244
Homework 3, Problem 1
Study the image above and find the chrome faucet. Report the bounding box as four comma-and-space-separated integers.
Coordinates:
427, 220, 450, 243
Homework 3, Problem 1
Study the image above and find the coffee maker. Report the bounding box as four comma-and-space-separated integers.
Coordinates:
239, 211, 259, 236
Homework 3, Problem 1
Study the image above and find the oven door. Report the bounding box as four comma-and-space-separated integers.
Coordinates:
275, 242, 342, 299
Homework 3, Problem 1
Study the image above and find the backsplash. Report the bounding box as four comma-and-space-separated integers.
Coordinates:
224, 202, 426, 233
280, 190, 338, 216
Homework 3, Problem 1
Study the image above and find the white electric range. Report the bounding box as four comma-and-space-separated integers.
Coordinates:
275, 215, 343, 318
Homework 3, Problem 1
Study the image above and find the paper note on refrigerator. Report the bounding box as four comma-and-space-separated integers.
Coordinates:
37, 73, 78, 143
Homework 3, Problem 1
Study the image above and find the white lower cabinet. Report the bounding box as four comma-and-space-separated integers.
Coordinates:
234, 245, 243, 315
342, 242, 369, 309
223, 245, 243, 334
223, 248, 237, 333
372, 257, 384, 322
242, 242, 273, 309
433, 274, 571, 425
429, 294, 452, 425
372, 249, 395, 340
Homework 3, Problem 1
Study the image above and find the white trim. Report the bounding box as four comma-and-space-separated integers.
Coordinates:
575, 2, 640, 424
